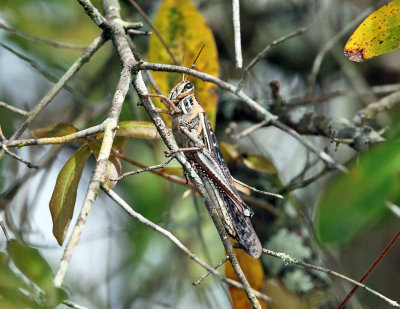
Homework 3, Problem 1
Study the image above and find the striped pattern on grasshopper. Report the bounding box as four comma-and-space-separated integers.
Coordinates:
168, 80, 262, 258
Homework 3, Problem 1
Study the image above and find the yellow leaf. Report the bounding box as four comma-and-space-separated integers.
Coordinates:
225, 248, 268, 309
148, 0, 219, 127
243, 154, 277, 174
31, 123, 78, 138
345, 0, 400, 61
219, 141, 239, 162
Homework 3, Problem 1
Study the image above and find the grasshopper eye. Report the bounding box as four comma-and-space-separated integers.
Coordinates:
184, 82, 193, 90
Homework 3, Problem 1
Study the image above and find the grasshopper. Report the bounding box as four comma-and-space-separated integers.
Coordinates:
164, 79, 262, 259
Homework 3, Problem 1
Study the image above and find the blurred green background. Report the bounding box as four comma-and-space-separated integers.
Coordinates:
0, 0, 399, 308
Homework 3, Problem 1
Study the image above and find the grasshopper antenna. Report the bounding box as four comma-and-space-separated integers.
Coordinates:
183, 44, 205, 81
190, 44, 205, 70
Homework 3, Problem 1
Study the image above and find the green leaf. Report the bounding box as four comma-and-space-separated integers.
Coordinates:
7, 240, 53, 292
345, 0, 400, 61
116, 121, 161, 139
50, 144, 92, 245
317, 141, 399, 245
148, 0, 219, 128
31, 123, 79, 138
7, 240, 67, 307
0, 252, 31, 292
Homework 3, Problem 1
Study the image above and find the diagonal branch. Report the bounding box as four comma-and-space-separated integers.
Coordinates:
104, 188, 270, 302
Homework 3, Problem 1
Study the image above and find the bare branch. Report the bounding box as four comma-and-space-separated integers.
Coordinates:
104, 188, 271, 303
352, 91, 400, 125
7, 34, 106, 144
0, 126, 38, 169
0, 215, 11, 242
77, 0, 109, 28
1, 124, 103, 148
262, 248, 400, 307
0, 101, 29, 117
193, 256, 229, 286
237, 28, 307, 92
233, 177, 283, 199
114, 157, 173, 180
232, 0, 242, 69
63, 300, 89, 309
140, 61, 345, 171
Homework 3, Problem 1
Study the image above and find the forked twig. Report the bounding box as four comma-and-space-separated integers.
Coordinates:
237, 28, 307, 92
114, 157, 173, 180
193, 256, 230, 286
233, 177, 283, 199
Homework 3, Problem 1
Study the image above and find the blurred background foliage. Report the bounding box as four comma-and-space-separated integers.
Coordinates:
0, 0, 399, 308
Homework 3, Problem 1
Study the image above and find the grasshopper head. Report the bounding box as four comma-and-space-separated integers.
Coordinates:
168, 80, 201, 115
168, 80, 194, 101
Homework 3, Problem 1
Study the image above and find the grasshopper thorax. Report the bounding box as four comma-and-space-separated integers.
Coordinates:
168, 80, 204, 115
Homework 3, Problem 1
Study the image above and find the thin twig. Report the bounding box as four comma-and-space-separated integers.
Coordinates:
262, 248, 400, 308
63, 300, 89, 309
289, 83, 400, 106
127, 0, 178, 65
127, 29, 151, 36
0, 101, 29, 117
271, 119, 347, 172
77, 0, 109, 28
0, 215, 11, 242
6, 34, 106, 145
233, 177, 283, 199
104, 188, 270, 303
139, 61, 346, 171
0, 18, 88, 50
0, 145, 39, 169
306, 1, 385, 97
117, 152, 190, 187
280, 164, 329, 195
237, 28, 307, 92
114, 157, 173, 180
232, 0, 242, 69
53, 2, 126, 288
0, 126, 38, 169
352, 91, 400, 125
337, 230, 400, 309
386, 201, 400, 218
193, 256, 230, 286
237, 119, 268, 139
1, 124, 104, 148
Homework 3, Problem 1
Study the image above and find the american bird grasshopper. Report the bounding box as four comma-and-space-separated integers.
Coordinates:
163, 78, 263, 259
